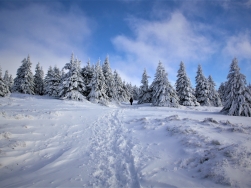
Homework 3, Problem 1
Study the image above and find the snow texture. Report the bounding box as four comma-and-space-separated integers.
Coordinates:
151, 62, 179, 107
221, 58, 251, 117
0, 93, 251, 187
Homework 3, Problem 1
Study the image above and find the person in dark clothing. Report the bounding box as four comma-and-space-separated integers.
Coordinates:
129, 97, 133, 105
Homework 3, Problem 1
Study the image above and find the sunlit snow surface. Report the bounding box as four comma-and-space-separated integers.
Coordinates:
0, 93, 251, 187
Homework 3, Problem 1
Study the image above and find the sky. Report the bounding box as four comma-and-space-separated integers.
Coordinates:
0, 0, 251, 88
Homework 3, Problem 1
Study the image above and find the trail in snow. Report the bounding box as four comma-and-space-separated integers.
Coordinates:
87, 108, 140, 187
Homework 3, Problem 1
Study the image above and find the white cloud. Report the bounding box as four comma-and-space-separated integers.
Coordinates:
0, 3, 94, 76
112, 12, 217, 85
222, 32, 251, 60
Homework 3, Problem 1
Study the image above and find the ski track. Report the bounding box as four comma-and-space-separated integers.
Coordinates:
87, 108, 140, 188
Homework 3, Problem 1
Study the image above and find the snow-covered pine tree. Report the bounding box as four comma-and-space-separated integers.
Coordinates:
133, 85, 140, 100
8, 75, 14, 92
138, 69, 152, 104
59, 54, 86, 101
221, 58, 251, 116
87, 60, 109, 104
45, 66, 62, 97
123, 81, 131, 100
195, 64, 210, 106
3, 70, 10, 91
102, 56, 117, 100
0, 67, 10, 97
151, 61, 179, 107
82, 59, 93, 97
12, 55, 35, 94
176, 62, 199, 106
208, 75, 222, 106
34, 63, 45, 95
218, 82, 226, 103
114, 70, 127, 102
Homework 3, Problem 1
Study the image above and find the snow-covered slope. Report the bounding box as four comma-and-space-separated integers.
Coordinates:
0, 94, 251, 187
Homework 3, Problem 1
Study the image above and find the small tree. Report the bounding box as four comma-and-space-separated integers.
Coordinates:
151, 61, 179, 107
34, 63, 45, 95
132, 85, 140, 100
218, 82, 226, 103
221, 58, 251, 116
195, 64, 210, 106
0, 67, 10, 97
138, 69, 152, 104
102, 56, 117, 101
82, 59, 93, 97
13, 55, 35, 94
208, 75, 222, 107
87, 60, 108, 104
59, 54, 86, 101
114, 70, 127, 102
176, 62, 199, 106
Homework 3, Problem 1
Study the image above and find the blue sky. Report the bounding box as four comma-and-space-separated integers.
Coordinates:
0, 0, 251, 88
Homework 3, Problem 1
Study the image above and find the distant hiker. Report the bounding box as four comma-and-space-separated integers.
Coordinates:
130, 97, 133, 105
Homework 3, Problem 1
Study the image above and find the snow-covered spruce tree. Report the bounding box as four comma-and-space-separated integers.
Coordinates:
221, 58, 251, 116
176, 62, 199, 106
82, 59, 93, 97
3, 70, 11, 92
0, 67, 10, 97
34, 63, 45, 95
208, 75, 222, 106
13, 55, 35, 94
8, 75, 14, 92
87, 60, 109, 104
151, 61, 179, 107
123, 81, 131, 100
133, 85, 140, 100
102, 56, 117, 100
114, 70, 127, 102
138, 69, 152, 104
218, 82, 226, 103
195, 64, 210, 106
45, 66, 61, 97
59, 54, 86, 101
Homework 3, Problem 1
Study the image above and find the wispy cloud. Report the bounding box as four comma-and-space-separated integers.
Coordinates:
0, 3, 94, 76
112, 12, 217, 85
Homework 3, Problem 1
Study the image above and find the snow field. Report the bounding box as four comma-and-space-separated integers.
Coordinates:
0, 94, 251, 187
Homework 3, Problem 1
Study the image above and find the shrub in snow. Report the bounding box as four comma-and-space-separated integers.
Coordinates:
176, 62, 199, 106
138, 69, 152, 104
87, 60, 109, 104
208, 75, 222, 107
221, 58, 251, 117
82, 59, 94, 96
12, 55, 35, 95
44, 66, 61, 97
59, 54, 86, 101
0, 67, 10, 97
151, 61, 179, 107
102, 56, 117, 101
195, 65, 210, 106
34, 63, 45, 95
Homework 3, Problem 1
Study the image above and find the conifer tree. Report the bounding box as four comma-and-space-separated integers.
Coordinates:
151, 61, 179, 107
176, 62, 199, 106
208, 75, 222, 106
114, 70, 127, 102
8, 75, 14, 92
218, 82, 226, 103
34, 63, 45, 95
0, 67, 10, 97
3, 70, 11, 92
133, 85, 140, 100
82, 59, 93, 96
59, 54, 86, 101
102, 56, 117, 100
195, 64, 210, 106
138, 69, 152, 104
87, 60, 108, 104
221, 58, 251, 116
13, 55, 35, 94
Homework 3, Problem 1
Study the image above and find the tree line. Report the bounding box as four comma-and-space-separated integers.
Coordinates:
0, 55, 250, 116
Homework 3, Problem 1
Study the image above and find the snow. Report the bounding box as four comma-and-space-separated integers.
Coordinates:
1, 93, 251, 187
